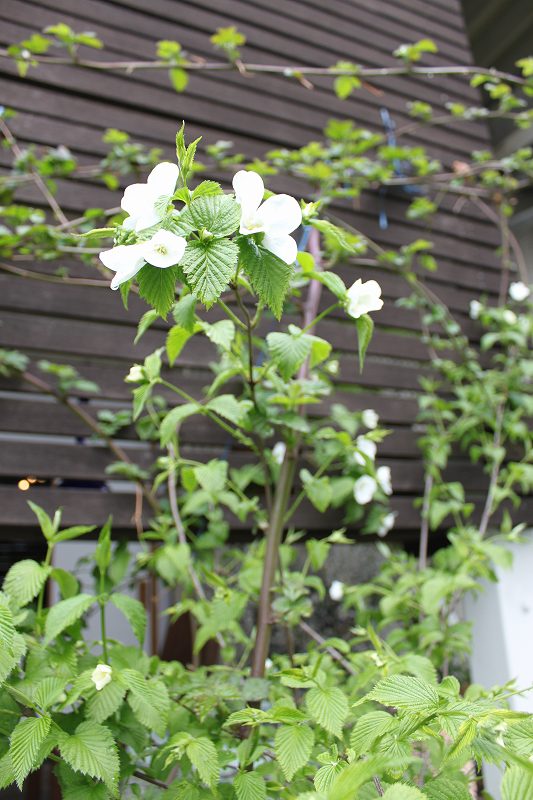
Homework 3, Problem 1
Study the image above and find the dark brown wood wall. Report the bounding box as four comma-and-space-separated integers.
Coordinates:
0, 0, 512, 539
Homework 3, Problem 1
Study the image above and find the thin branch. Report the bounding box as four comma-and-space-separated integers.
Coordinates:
418, 474, 433, 570
298, 620, 356, 675
478, 401, 505, 538
132, 771, 168, 790
0, 261, 110, 287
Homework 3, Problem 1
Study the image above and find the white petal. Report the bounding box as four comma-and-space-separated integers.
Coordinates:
233, 170, 264, 216
143, 230, 186, 269
121, 183, 149, 218
509, 281, 530, 302
134, 208, 164, 232
353, 475, 377, 505
257, 194, 302, 235
99, 243, 146, 290
262, 232, 298, 265
346, 279, 383, 318
146, 162, 180, 197
376, 466, 392, 495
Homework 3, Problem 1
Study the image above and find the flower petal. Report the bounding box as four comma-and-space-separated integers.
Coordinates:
262, 232, 298, 265
146, 162, 180, 197
346, 279, 383, 318
233, 170, 265, 217
121, 183, 149, 217
99, 243, 147, 290
143, 230, 187, 269
257, 194, 302, 236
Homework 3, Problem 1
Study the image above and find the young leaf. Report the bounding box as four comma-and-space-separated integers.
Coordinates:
186, 737, 220, 788
181, 238, 239, 307
172, 293, 197, 331
109, 593, 146, 646
169, 67, 188, 92
275, 725, 313, 781
314, 762, 345, 793
301, 472, 332, 513
306, 686, 349, 738
365, 675, 439, 712
134, 309, 159, 343
238, 237, 293, 320
27, 501, 54, 538
350, 710, 396, 754
9, 715, 51, 788
166, 325, 193, 364
502, 767, 533, 800
356, 314, 373, 371
137, 264, 179, 316
160, 403, 199, 446
3, 560, 50, 607
44, 594, 95, 644
382, 785, 425, 799
57, 721, 119, 792
86, 680, 126, 724
0, 595, 15, 649
206, 395, 252, 425
234, 771, 267, 800
121, 669, 169, 737
203, 319, 235, 350
188, 195, 241, 237
266, 331, 312, 380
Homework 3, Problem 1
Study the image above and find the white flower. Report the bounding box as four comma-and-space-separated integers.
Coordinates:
125, 364, 144, 383
100, 230, 186, 290
469, 300, 481, 320
272, 442, 286, 465
329, 580, 345, 601
346, 279, 383, 319
91, 663, 112, 691
232, 170, 302, 264
503, 309, 517, 325
509, 281, 530, 302
353, 474, 377, 505
353, 436, 377, 466
362, 409, 379, 429
377, 511, 396, 537
265, 658, 274, 670
121, 162, 180, 232
376, 465, 393, 496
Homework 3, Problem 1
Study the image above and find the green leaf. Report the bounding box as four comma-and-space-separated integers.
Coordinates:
203, 319, 235, 350
424, 774, 471, 800
356, 314, 374, 371
160, 403, 199, 445
132, 383, 151, 421
191, 180, 222, 200
193, 459, 228, 496
350, 710, 396, 754
187, 736, 220, 788
134, 309, 159, 343
382, 786, 425, 799
94, 517, 112, 574
27, 501, 54, 538
121, 669, 169, 736
109, 593, 146, 646
86, 679, 126, 724
0, 752, 15, 790
166, 325, 193, 364
267, 330, 311, 380
172, 293, 197, 331
44, 593, 95, 644
169, 67, 189, 92
502, 767, 533, 800
306, 686, 349, 738
315, 762, 345, 792
55, 762, 109, 800
206, 395, 251, 425
188, 195, 240, 237
181, 238, 238, 307
239, 237, 293, 320
234, 771, 266, 800
9, 715, 51, 788
327, 757, 380, 800
365, 675, 439, 712
50, 567, 79, 599
0, 594, 15, 649
58, 721, 119, 792
137, 264, 179, 316
301, 471, 332, 513
275, 725, 313, 781
33, 677, 67, 709
53, 525, 96, 543
445, 718, 477, 761
3, 560, 50, 607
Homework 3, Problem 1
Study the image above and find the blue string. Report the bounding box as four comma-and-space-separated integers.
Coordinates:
379, 108, 425, 230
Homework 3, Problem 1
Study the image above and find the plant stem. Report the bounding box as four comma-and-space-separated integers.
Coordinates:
217, 299, 247, 330
300, 302, 339, 334
298, 620, 356, 675
36, 543, 53, 633
418, 474, 433, 570
478, 401, 505, 538
99, 570, 109, 664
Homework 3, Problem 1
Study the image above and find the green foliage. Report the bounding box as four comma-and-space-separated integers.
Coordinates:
181, 238, 239, 306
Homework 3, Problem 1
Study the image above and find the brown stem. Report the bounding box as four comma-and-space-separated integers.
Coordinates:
0, 261, 109, 287
298, 620, 356, 675
132, 771, 168, 790
373, 776, 385, 796
22, 370, 159, 513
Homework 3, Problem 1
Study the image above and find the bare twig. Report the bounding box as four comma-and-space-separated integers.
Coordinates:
298, 620, 356, 675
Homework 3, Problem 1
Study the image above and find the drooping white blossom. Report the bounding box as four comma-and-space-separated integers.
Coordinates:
376, 465, 393, 496
353, 474, 377, 505
91, 663, 112, 691
121, 162, 180, 232
272, 442, 286, 465
509, 281, 530, 302
265, 658, 274, 670
469, 300, 482, 320
329, 580, 345, 601
346, 279, 384, 319
353, 436, 377, 466
232, 170, 302, 264
503, 309, 517, 325
377, 511, 396, 537
100, 230, 186, 290
362, 409, 379, 429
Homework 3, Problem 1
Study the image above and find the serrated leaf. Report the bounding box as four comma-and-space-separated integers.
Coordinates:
193, 459, 227, 495
234, 771, 267, 800
275, 725, 313, 781
53, 525, 96, 543
203, 319, 235, 350
27, 501, 54, 538
424, 774, 471, 800
50, 567, 79, 599
134, 309, 159, 343
327, 757, 379, 800
306, 686, 349, 738
206, 395, 251, 425
0, 646, 18, 683
301, 473, 332, 513
160, 403, 199, 445
137, 264, 179, 316
166, 325, 193, 364
366, 675, 439, 712
121, 669, 169, 736
311, 270, 347, 299
0, 594, 15, 649
188, 195, 240, 237
445, 718, 477, 761
33, 677, 66, 709
181, 238, 238, 307
44, 593, 95, 644
350, 711, 396, 754
10, 715, 51, 788
56, 762, 110, 800
132, 383, 151, 421
191, 180, 222, 200
0, 752, 14, 790
172, 293, 197, 331
502, 766, 533, 800
314, 762, 345, 792
239, 237, 293, 319
86, 679, 126, 724
58, 721, 119, 792
382, 785, 425, 799
3, 560, 50, 607
109, 593, 146, 646
356, 314, 373, 372
267, 331, 312, 379
187, 736, 219, 788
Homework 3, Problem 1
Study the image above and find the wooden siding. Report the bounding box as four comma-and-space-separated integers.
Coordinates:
0, 0, 498, 540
